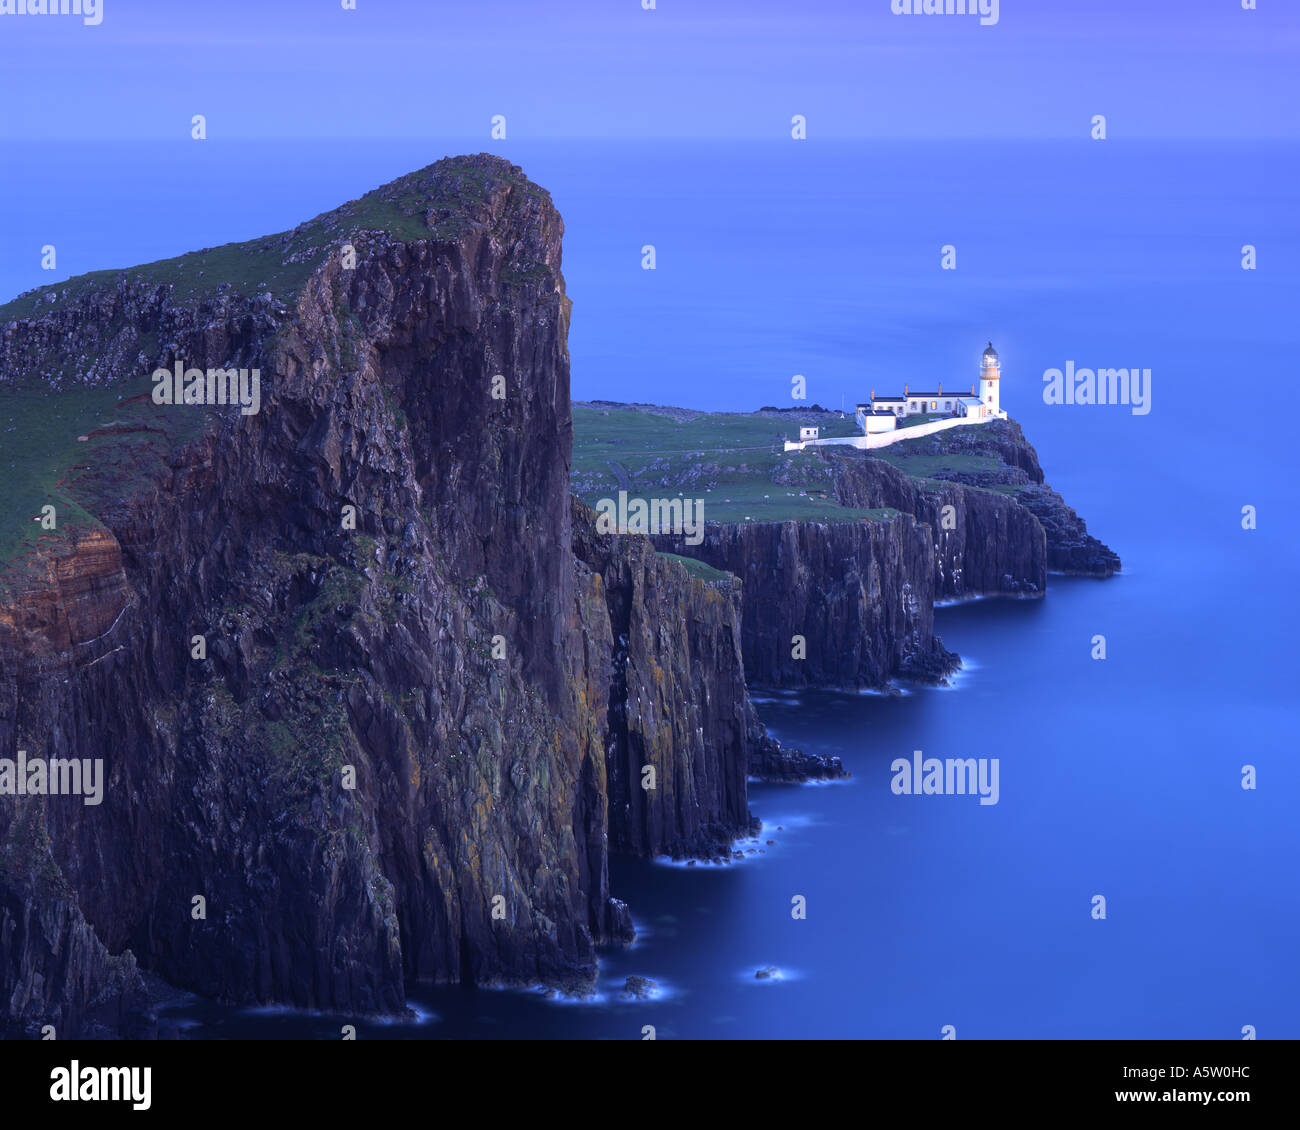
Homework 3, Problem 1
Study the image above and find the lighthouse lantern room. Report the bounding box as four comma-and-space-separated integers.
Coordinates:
980, 341, 1001, 415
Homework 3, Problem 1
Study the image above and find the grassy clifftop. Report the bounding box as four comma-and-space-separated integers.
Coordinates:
0, 155, 545, 325
0, 155, 548, 583
569, 401, 1037, 525
571, 402, 895, 524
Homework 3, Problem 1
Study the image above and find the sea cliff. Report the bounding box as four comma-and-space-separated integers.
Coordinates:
0, 157, 1111, 1038
0, 157, 781, 1036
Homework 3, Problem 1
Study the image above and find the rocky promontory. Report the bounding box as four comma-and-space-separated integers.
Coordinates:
0, 156, 795, 1037
576, 404, 1118, 690
1, 158, 1113, 1039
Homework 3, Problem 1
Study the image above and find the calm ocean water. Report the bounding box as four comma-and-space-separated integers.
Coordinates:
4, 140, 1297, 1038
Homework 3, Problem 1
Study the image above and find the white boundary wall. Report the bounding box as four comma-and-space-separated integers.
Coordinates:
783, 414, 1000, 453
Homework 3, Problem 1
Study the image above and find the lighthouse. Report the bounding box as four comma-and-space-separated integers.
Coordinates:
980, 342, 1002, 417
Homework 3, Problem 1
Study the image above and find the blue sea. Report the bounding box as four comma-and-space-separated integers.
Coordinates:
3, 139, 1297, 1038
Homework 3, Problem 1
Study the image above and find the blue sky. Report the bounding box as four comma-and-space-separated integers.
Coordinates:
0, 0, 1296, 140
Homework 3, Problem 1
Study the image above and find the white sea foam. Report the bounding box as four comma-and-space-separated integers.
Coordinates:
536, 987, 610, 1006
480, 981, 610, 1006
931, 657, 977, 691
372, 1003, 437, 1026
655, 842, 766, 868
935, 592, 992, 608
239, 1004, 324, 1018
757, 813, 816, 831
738, 966, 802, 985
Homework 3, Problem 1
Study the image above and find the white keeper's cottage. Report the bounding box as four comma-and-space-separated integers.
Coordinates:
784, 342, 1010, 453
854, 342, 1007, 434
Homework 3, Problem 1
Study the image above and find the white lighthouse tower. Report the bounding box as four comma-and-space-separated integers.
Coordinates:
979, 341, 1006, 418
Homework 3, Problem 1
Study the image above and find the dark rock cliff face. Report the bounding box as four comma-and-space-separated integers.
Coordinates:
1014, 485, 1121, 576
0, 159, 1113, 1038
838, 420, 1120, 580
0, 279, 279, 394
830, 456, 1048, 600
572, 503, 754, 857
652, 419, 1117, 688
0, 156, 772, 1037
653, 516, 952, 689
